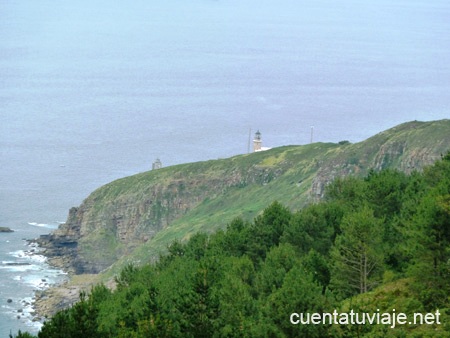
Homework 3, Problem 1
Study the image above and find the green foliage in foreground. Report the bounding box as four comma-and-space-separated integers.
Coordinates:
16, 154, 450, 337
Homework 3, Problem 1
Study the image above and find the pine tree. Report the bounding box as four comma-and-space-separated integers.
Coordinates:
330, 206, 384, 298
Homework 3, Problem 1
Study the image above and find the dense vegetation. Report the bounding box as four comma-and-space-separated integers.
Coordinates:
16, 153, 450, 337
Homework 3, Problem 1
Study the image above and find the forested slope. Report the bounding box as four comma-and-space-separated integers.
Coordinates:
17, 152, 450, 337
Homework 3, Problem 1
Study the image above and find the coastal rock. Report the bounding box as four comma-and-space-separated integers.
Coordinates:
33, 274, 99, 319
0, 227, 13, 233
36, 207, 81, 274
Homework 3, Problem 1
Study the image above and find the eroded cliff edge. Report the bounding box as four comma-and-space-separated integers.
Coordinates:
37, 120, 450, 275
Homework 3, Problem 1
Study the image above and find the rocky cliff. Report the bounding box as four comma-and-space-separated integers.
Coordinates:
38, 120, 450, 274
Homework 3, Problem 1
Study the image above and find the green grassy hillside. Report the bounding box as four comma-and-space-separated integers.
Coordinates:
39, 119, 450, 276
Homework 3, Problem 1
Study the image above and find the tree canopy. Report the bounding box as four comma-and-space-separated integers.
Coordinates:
14, 154, 450, 338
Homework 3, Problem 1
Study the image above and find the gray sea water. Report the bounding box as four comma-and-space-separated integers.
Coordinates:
1, 0, 449, 335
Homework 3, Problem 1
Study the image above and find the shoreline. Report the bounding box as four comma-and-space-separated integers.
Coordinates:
11, 240, 99, 327
1, 240, 69, 334
23, 241, 69, 322
25, 240, 107, 324
32, 274, 101, 320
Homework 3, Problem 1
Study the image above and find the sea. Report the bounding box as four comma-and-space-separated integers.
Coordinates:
1, 0, 449, 335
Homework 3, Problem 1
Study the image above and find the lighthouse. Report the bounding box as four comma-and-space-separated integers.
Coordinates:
252, 130, 271, 152
253, 130, 262, 152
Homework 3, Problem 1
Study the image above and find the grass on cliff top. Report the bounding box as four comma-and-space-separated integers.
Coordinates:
90, 119, 450, 201
96, 119, 450, 278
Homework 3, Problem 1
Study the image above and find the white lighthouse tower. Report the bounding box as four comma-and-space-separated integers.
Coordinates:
253, 130, 262, 152
253, 130, 271, 152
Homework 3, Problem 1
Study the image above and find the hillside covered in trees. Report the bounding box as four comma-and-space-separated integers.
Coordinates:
15, 152, 450, 337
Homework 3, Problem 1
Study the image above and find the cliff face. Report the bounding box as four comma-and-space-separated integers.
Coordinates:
39, 120, 450, 274
38, 158, 293, 273
311, 121, 447, 199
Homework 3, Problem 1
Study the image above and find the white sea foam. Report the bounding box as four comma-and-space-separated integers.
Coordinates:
0, 264, 37, 272
9, 250, 26, 258
27, 222, 58, 229
3, 246, 62, 276
1, 261, 16, 265
9, 248, 47, 264
29, 255, 47, 264
22, 276, 49, 289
